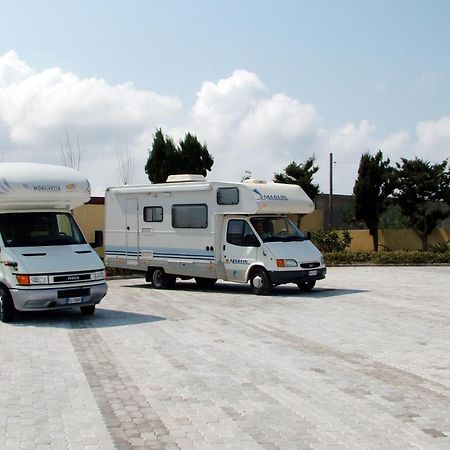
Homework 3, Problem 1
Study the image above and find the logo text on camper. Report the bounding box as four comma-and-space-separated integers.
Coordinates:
31, 185, 61, 192
252, 188, 288, 201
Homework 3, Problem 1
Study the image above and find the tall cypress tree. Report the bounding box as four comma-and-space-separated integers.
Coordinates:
144, 129, 177, 183
145, 130, 214, 183
178, 133, 214, 176
353, 150, 394, 251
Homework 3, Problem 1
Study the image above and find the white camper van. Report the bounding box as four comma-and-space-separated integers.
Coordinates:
0, 163, 107, 322
105, 175, 325, 295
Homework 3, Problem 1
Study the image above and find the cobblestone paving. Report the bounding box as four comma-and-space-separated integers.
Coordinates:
1, 266, 450, 449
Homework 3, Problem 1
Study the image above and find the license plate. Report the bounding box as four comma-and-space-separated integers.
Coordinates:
308, 270, 318, 276
66, 297, 82, 304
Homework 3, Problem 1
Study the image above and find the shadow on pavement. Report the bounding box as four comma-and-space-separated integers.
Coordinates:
123, 280, 367, 298
9, 307, 166, 329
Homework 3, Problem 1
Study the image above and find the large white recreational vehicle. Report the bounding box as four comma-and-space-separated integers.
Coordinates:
0, 163, 107, 322
105, 175, 326, 295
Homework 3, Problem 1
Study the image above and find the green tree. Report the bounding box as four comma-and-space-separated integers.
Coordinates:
273, 157, 320, 200
145, 130, 213, 183
353, 150, 395, 251
144, 129, 177, 183
393, 158, 450, 250
178, 133, 214, 177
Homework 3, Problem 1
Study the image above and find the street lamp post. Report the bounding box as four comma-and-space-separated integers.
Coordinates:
329, 152, 333, 230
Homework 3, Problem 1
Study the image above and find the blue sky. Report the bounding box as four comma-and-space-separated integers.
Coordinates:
1, 0, 449, 194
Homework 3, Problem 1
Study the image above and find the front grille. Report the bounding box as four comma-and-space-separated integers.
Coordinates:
57, 288, 90, 298
53, 274, 91, 283
300, 262, 320, 269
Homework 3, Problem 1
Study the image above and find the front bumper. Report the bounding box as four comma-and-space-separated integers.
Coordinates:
269, 267, 326, 285
10, 282, 108, 311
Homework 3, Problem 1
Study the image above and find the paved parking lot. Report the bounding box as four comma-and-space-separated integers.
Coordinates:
1, 266, 450, 450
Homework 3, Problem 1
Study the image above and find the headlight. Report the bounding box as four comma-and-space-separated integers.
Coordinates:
276, 259, 298, 268
16, 275, 49, 285
94, 270, 106, 280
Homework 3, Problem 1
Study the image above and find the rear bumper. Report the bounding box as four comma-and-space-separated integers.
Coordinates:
10, 282, 108, 311
269, 267, 326, 285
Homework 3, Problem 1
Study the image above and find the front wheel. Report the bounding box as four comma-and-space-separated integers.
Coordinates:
0, 286, 16, 323
250, 268, 272, 295
80, 305, 96, 316
297, 280, 316, 291
152, 268, 175, 289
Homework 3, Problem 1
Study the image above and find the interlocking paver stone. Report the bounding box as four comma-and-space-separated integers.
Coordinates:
1, 266, 450, 448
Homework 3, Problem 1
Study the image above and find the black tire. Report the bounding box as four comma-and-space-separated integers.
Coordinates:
0, 286, 16, 323
249, 268, 272, 295
80, 305, 96, 316
297, 280, 316, 291
195, 277, 217, 288
152, 268, 175, 289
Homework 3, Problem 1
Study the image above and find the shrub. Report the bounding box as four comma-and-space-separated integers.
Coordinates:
429, 241, 450, 254
311, 229, 352, 253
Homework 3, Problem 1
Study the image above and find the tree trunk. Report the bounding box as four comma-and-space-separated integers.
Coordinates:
420, 233, 428, 251
370, 227, 379, 252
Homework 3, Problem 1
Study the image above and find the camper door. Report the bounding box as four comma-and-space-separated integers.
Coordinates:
221, 218, 260, 282
126, 198, 139, 264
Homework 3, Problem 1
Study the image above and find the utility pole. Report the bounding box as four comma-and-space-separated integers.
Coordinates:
329, 152, 333, 230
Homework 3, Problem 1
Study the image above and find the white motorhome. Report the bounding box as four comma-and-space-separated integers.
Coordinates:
0, 163, 107, 322
105, 175, 326, 295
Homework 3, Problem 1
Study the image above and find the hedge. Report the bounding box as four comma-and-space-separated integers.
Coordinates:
324, 250, 450, 265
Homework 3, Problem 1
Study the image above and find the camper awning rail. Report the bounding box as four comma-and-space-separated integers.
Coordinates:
107, 184, 212, 194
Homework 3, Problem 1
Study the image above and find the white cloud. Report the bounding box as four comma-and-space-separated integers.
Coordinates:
182, 70, 319, 184
0, 50, 181, 193
416, 117, 450, 160
379, 131, 410, 155
0, 51, 448, 196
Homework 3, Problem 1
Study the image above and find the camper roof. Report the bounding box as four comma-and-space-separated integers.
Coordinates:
0, 163, 91, 211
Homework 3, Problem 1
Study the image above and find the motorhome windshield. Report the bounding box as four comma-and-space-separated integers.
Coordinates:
250, 217, 306, 243
0, 212, 86, 247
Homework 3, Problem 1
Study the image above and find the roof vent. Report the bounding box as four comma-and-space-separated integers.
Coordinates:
243, 179, 267, 184
166, 174, 206, 183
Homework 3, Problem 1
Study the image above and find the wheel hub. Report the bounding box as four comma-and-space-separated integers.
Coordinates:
253, 276, 263, 288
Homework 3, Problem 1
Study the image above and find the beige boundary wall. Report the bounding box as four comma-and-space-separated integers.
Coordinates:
73, 201, 449, 254
348, 228, 450, 251
73, 201, 105, 257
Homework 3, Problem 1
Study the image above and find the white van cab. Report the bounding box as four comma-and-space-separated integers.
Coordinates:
105, 175, 325, 295
0, 163, 107, 322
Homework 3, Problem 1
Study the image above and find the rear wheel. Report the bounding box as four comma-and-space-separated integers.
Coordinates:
0, 286, 16, 323
250, 268, 272, 295
152, 268, 175, 289
297, 280, 316, 291
80, 305, 96, 316
195, 277, 217, 288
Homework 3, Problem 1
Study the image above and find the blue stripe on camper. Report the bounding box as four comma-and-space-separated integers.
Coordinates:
105, 246, 214, 261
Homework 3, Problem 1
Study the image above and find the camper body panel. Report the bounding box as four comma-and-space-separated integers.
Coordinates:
0, 163, 107, 319
105, 179, 325, 291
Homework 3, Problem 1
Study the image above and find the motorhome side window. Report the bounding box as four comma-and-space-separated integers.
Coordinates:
172, 204, 207, 228
227, 220, 258, 247
217, 187, 239, 205
143, 206, 163, 222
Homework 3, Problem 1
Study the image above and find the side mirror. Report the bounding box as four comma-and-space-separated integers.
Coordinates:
306, 231, 312, 240
90, 230, 103, 248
